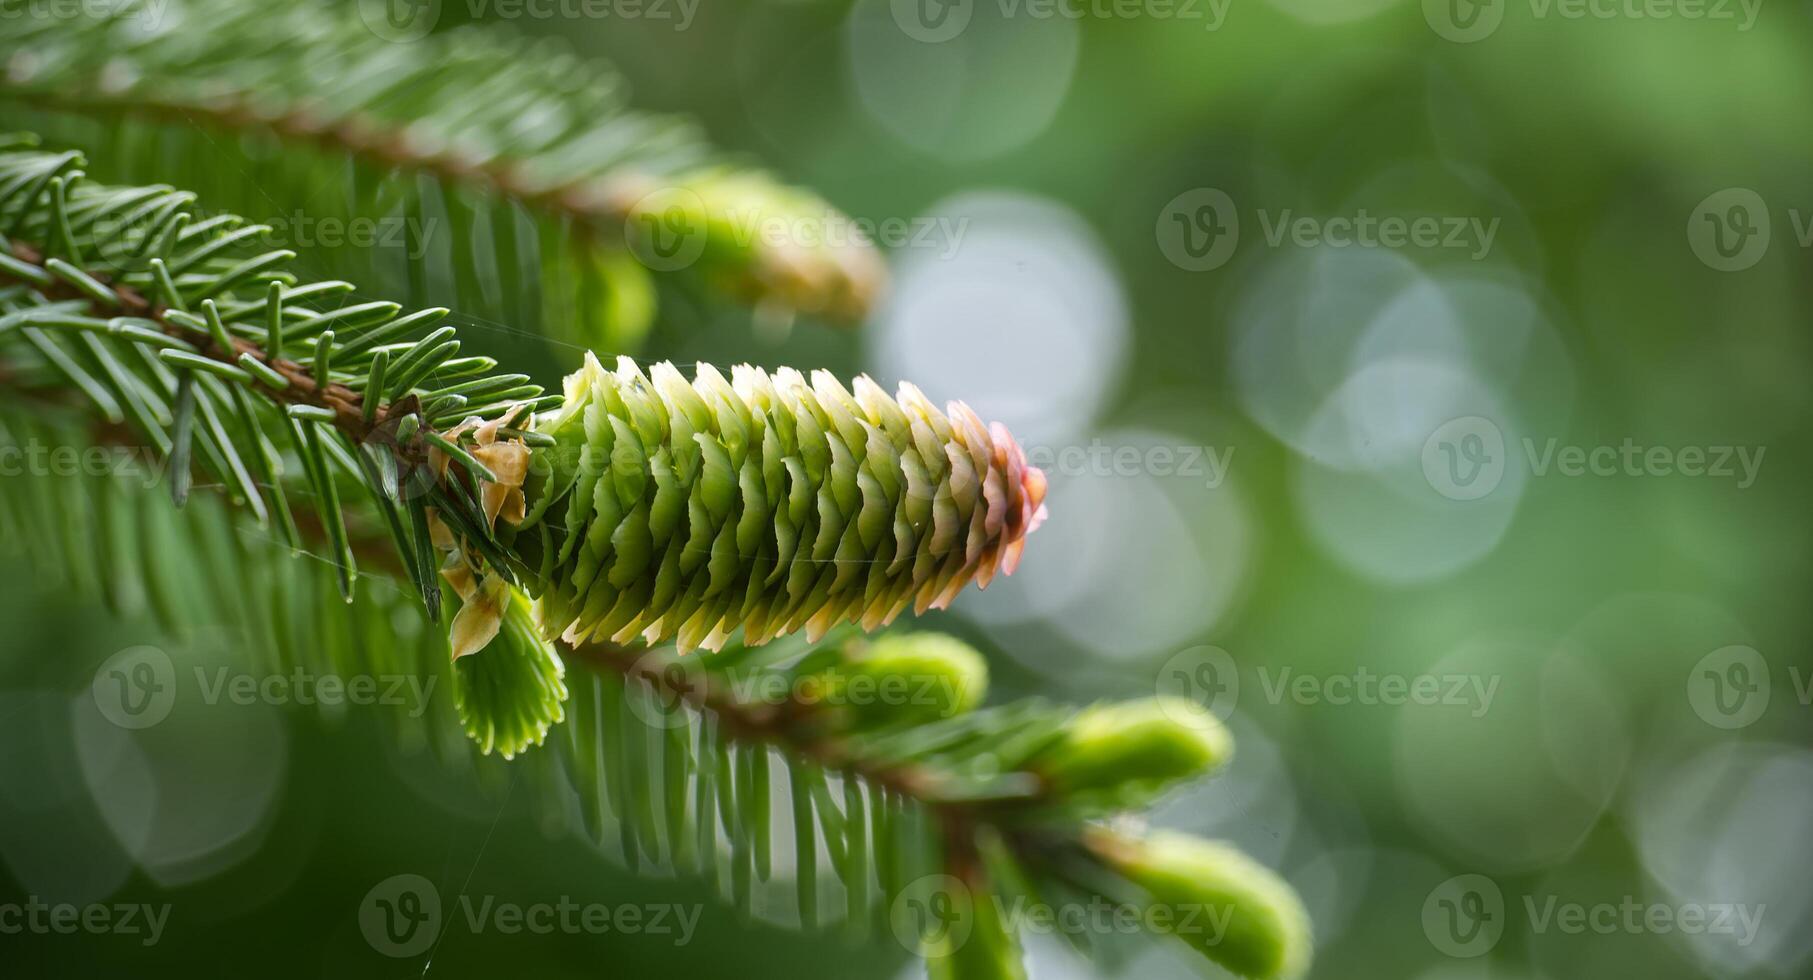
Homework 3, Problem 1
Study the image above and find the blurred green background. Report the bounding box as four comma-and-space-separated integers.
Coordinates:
4, 1, 1811, 978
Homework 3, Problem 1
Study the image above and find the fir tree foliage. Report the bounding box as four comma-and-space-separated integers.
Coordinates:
0, 0, 885, 352
0, 72, 1307, 980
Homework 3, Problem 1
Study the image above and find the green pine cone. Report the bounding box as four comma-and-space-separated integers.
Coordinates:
522, 354, 1048, 654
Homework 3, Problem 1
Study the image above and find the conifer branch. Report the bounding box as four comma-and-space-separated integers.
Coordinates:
0, 135, 1309, 980
0, 0, 885, 346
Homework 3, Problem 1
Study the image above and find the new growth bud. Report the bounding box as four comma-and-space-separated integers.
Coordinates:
613, 171, 886, 323
1089, 829, 1311, 980
798, 632, 989, 729
1030, 698, 1232, 809
450, 585, 569, 759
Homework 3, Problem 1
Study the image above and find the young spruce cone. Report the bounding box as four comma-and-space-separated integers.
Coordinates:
522, 354, 1047, 653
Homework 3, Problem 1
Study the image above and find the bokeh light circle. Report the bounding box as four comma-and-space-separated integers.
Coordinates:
845, 0, 1078, 161
868, 191, 1128, 448
960, 427, 1252, 665
1628, 742, 1813, 977
1393, 637, 1628, 873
